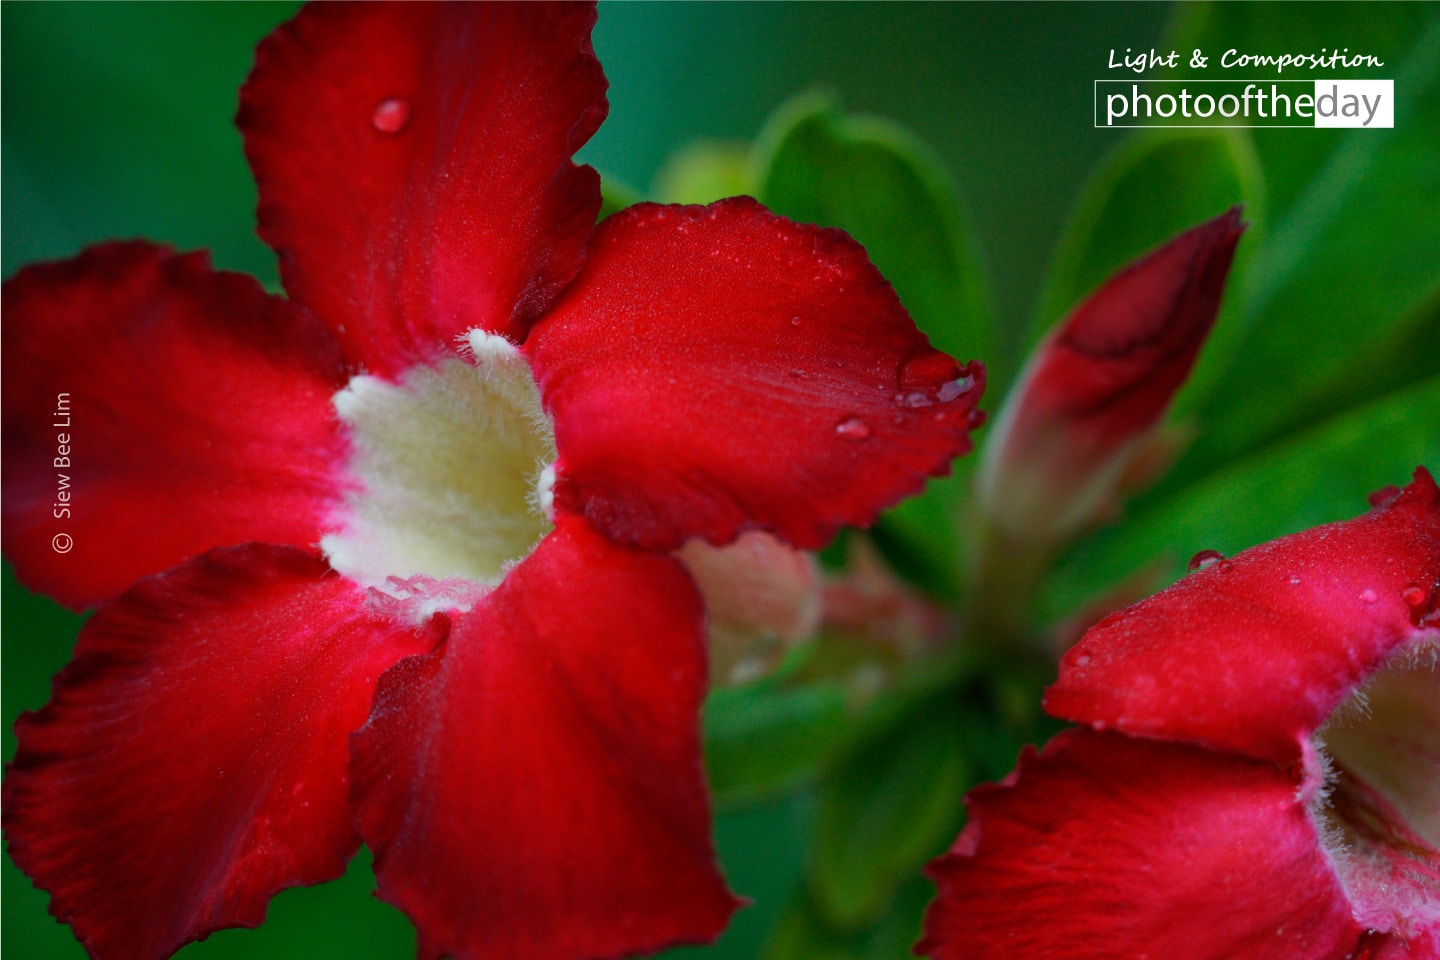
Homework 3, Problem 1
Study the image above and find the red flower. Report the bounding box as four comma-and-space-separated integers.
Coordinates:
921, 469, 1440, 960
1, 5, 984, 960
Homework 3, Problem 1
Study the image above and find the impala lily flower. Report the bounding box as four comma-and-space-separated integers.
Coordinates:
0, 4, 985, 960
922, 469, 1440, 960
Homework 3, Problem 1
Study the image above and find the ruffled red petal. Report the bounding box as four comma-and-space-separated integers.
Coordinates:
1047, 468, 1440, 764
526, 198, 984, 552
919, 730, 1362, 960
2, 546, 440, 960
1, 243, 350, 610
350, 517, 740, 960
239, 1, 607, 376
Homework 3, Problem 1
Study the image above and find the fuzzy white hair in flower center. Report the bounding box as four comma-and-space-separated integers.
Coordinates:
322, 332, 556, 597
1309, 633, 1440, 935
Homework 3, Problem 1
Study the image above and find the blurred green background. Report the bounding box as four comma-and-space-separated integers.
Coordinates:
5, 3, 1436, 959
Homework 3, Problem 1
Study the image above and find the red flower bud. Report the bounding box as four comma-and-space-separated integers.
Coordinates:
977, 208, 1245, 543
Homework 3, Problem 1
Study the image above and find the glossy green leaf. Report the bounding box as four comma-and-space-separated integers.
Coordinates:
764, 875, 934, 960
755, 93, 992, 368
1046, 374, 1440, 620
705, 624, 991, 810
1167, 2, 1436, 222
1169, 6, 1440, 470
704, 677, 852, 808
809, 699, 969, 928
867, 476, 967, 599
653, 141, 753, 204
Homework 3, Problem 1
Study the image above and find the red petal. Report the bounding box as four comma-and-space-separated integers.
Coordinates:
1, 243, 349, 610
978, 209, 1243, 537
239, 2, 607, 376
919, 729, 1362, 960
1047, 469, 1440, 764
351, 517, 740, 960
526, 198, 985, 552
1, 546, 440, 960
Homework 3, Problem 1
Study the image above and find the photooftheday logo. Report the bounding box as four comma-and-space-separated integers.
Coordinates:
1095, 80, 1394, 128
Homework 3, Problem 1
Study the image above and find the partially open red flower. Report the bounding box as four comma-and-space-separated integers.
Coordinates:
1, 5, 984, 960
921, 469, 1439, 960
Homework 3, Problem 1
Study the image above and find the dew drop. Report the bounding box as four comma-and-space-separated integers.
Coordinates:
1359, 588, 1378, 604
790, 315, 801, 326
835, 417, 871, 440
1368, 485, 1401, 508
372, 97, 412, 134
1187, 549, 1225, 572
1075, 654, 1092, 667
901, 391, 933, 408
788, 368, 809, 380
1289, 576, 1302, 586
1402, 583, 1428, 608
937, 376, 975, 402
899, 352, 956, 389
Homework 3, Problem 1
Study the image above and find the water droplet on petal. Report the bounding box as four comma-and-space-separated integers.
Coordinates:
835, 417, 871, 439
899, 352, 956, 389
1075, 654, 1092, 667
372, 97, 412, 134
1368, 485, 1401, 508
937, 376, 975, 402
788, 368, 809, 380
1359, 588, 1378, 604
1402, 583, 1428, 608
1290, 576, 1302, 586
901, 392, 932, 408
790, 315, 801, 326
1187, 549, 1225, 572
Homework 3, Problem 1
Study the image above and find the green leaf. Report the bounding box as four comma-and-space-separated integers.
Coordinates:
1046, 375, 1440, 620
1027, 128, 1265, 417
652, 141, 754, 204
867, 475, 967, 598
809, 699, 969, 928
1167, 3, 1436, 223
1167, 5, 1440, 470
754, 93, 992, 368
704, 626, 991, 810
764, 887, 866, 960
704, 676, 853, 808
764, 875, 935, 960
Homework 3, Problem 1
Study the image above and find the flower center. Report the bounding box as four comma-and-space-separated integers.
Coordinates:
322, 332, 556, 596
1311, 634, 1440, 936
